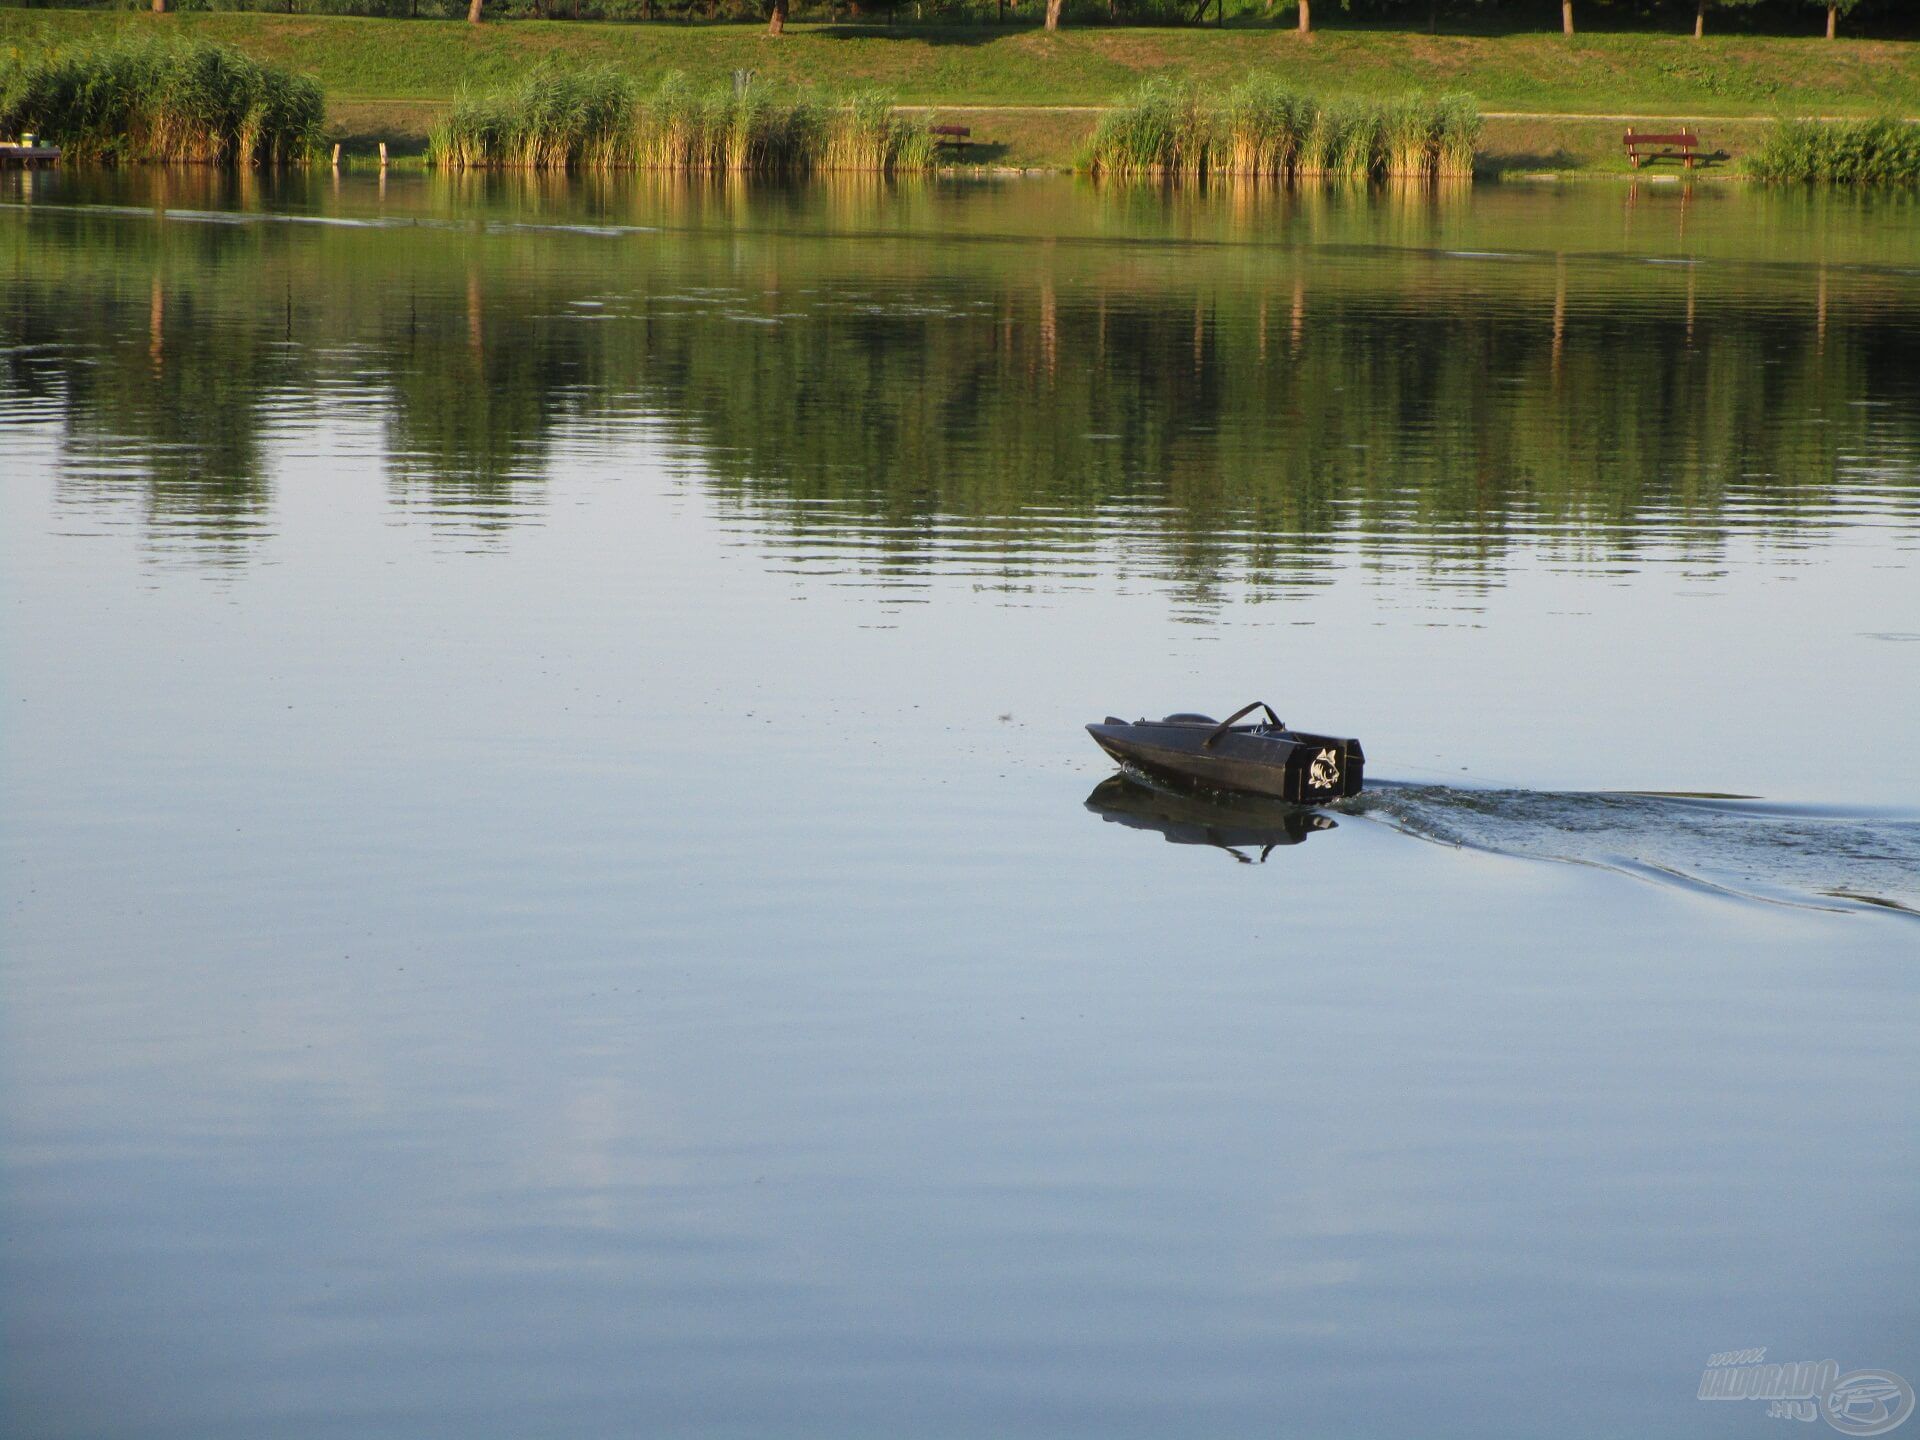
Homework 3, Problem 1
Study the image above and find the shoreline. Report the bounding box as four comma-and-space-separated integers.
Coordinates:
9, 9, 1915, 173
322, 99, 1792, 174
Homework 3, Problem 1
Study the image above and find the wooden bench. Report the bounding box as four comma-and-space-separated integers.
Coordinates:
929, 124, 971, 148
1623, 127, 1701, 170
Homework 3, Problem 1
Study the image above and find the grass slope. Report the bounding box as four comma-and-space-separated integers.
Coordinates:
4, 9, 1915, 165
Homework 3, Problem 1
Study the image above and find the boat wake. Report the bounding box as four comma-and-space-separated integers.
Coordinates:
1344, 783, 1920, 919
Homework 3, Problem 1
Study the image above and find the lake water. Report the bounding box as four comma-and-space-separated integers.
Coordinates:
3, 168, 1917, 1439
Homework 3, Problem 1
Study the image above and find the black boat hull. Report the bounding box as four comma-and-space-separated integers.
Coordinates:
1087, 713, 1364, 805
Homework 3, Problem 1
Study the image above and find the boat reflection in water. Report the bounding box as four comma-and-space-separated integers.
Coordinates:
1084, 774, 1336, 863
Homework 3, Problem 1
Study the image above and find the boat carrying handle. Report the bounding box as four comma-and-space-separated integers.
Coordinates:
1203, 702, 1284, 749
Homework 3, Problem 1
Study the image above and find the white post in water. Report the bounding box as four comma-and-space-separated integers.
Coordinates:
331, 143, 341, 170
379, 142, 389, 169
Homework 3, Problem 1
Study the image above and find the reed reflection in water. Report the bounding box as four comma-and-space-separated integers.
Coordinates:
4, 167, 1916, 592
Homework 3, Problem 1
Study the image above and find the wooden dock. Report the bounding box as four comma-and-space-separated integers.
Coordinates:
1, 144, 62, 169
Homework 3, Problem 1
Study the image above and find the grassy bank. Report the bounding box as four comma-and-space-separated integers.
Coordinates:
2, 10, 1915, 169
2, 10, 1916, 114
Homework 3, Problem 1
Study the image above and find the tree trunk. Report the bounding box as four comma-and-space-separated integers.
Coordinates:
769, 0, 786, 32
1297, 0, 1308, 31
1692, 0, 1704, 37
467, 0, 483, 22
1427, 0, 1436, 33
1825, 1, 1836, 36
152, 0, 168, 14
1561, 0, 1573, 34
1044, 0, 1062, 28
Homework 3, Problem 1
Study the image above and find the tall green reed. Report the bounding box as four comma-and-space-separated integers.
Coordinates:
430, 64, 635, 170
0, 36, 323, 165
429, 69, 933, 173
1079, 76, 1215, 178
1086, 76, 1481, 185
1433, 92, 1480, 179
1746, 116, 1920, 184
820, 89, 935, 174
1221, 73, 1315, 177
633, 72, 820, 171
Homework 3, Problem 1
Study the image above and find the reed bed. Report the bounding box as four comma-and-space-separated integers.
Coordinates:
428, 70, 934, 174
819, 89, 937, 175
1746, 116, 1920, 185
1084, 78, 1480, 184
1080, 75, 1213, 179
1221, 75, 1314, 178
430, 65, 635, 171
0, 36, 323, 165
632, 71, 817, 171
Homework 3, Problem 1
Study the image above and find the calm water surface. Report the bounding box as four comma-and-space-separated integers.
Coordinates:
3, 169, 1918, 1439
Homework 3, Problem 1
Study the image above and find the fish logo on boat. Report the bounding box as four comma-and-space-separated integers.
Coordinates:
1309, 748, 1341, 791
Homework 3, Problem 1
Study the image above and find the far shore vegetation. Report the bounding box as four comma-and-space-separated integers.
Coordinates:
15, 0, 1915, 40
3, 9, 1915, 117
1, 4, 1915, 173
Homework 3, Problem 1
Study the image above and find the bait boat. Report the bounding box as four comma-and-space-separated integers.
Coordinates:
1086, 702, 1365, 805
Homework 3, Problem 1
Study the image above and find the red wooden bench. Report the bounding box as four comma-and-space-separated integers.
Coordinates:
1623, 127, 1702, 170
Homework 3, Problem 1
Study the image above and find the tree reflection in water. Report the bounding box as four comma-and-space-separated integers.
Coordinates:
4, 168, 1917, 589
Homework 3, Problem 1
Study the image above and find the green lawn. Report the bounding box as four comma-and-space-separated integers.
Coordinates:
3, 8, 1915, 164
